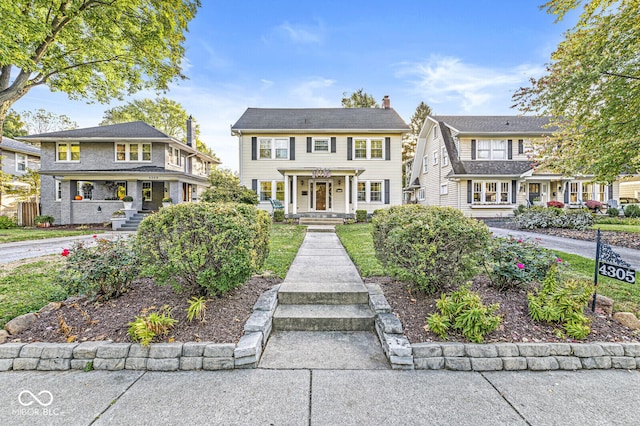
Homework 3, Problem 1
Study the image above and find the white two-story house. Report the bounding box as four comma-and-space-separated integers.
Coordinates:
232, 97, 409, 217
0, 137, 41, 216
20, 120, 219, 225
405, 115, 621, 217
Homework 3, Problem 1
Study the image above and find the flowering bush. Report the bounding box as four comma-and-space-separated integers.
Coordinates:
584, 200, 603, 211
484, 237, 563, 290
58, 237, 139, 300
514, 206, 593, 230
546, 200, 565, 208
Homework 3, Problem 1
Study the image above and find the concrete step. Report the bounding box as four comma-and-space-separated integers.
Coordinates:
306, 225, 336, 233
278, 282, 369, 305
273, 304, 375, 331
299, 217, 344, 226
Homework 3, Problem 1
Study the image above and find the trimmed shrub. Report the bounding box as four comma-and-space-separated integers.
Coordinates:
58, 237, 139, 300
372, 205, 491, 293
273, 209, 285, 222
356, 210, 368, 223
426, 285, 502, 343
0, 215, 17, 229
606, 207, 620, 217
546, 200, 565, 208
584, 200, 603, 211
513, 204, 527, 216
135, 203, 271, 295
514, 206, 593, 230
485, 237, 562, 290
624, 204, 640, 218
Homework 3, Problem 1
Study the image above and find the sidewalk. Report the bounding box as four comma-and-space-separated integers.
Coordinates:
2, 369, 640, 425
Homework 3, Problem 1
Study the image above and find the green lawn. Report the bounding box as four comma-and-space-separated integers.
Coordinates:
0, 257, 67, 328
335, 223, 384, 277
261, 224, 306, 278
0, 228, 103, 244
591, 223, 640, 233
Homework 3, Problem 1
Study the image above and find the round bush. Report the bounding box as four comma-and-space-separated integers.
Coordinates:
372, 205, 491, 294
607, 207, 619, 217
135, 202, 271, 295
624, 204, 640, 218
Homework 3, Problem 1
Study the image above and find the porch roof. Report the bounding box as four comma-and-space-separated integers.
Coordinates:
39, 166, 209, 184
276, 167, 366, 176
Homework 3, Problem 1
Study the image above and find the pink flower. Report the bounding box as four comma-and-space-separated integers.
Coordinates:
61, 248, 70, 257
517, 263, 525, 270
517, 239, 523, 243
557, 258, 562, 263
93, 234, 97, 238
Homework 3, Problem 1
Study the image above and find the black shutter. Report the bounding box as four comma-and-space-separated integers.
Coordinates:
307, 137, 312, 153
252, 179, 257, 193
564, 182, 569, 204
385, 137, 391, 160
349, 177, 352, 203
289, 137, 295, 160
608, 184, 613, 200
347, 137, 353, 160
384, 179, 390, 204
331, 137, 336, 153
289, 179, 293, 204
471, 140, 476, 160
518, 139, 524, 154
511, 180, 517, 204
251, 137, 257, 160
467, 180, 472, 204
508, 140, 513, 160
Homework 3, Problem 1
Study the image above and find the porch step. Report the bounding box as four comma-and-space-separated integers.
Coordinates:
272, 304, 375, 331
299, 217, 344, 226
278, 282, 369, 305
116, 213, 150, 231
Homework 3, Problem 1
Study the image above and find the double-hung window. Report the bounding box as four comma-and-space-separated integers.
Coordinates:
582, 183, 593, 201
477, 140, 507, 160
441, 147, 448, 166
418, 188, 426, 201
473, 180, 512, 204
369, 181, 383, 202
353, 138, 384, 159
357, 181, 384, 203
57, 142, 80, 162
15, 153, 27, 171
569, 182, 579, 203
313, 138, 329, 153
357, 182, 367, 201
116, 143, 151, 162
169, 147, 181, 166
258, 180, 285, 201
259, 138, 289, 159
423, 155, 428, 173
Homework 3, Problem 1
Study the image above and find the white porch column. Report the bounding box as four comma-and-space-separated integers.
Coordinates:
344, 175, 350, 214
284, 174, 289, 215
353, 175, 358, 212
292, 175, 298, 214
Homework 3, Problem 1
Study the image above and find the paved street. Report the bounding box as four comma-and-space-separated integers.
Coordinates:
1, 369, 639, 425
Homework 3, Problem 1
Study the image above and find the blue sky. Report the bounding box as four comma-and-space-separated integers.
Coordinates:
16, 1, 578, 170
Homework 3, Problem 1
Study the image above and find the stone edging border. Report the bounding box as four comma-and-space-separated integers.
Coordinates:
0, 285, 280, 373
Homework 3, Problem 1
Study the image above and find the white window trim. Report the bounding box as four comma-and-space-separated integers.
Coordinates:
476, 139, 507, 160
115, 142, 152, 162
56, 142, 80, 162
352, 138, 385, 160
15, 152, 27, 172
422, 155, 428, 173
55, 180, 62, 201
472, 180, 513, 205
440, 183, 448, 195
258, 179, 286, 202
312, 138, 330, 153
432, 150, 438, 165
259, 138, 289, 160
441, 147, 448, 166
169, 147, 182, 166
418, 188, 426, 201
369, 180, 383, 203
433, 126, 438, 140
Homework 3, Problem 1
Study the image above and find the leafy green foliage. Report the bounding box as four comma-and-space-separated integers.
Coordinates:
426, 286, 502, 343
514, 206, 594, 230
355, 210, 368, 223
186, 296, 207, 322
58, 237, 139, 300
135, 203, 270, 295
0, 215, 17, 229
372, 205, 491, 293
513, 0, 640, 182
341, 89, 379, 108
273, 209, 285, 222
2, 110, 27, 139
527, 266, 594, 339
402, 101, 433, 162
624, 204, 640, 218
34, 215, 54, 225
128, 305, 177, 346
607, 207, 620, 217
200, 168, 258, 205
485, 237, 562, 290
595, 216, 640, 226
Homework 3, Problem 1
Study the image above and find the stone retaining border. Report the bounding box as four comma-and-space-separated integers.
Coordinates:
0, 284, 280, 372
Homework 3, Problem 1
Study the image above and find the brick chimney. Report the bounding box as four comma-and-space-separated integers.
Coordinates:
186, 116, 195, 147
382, 95, 390, 109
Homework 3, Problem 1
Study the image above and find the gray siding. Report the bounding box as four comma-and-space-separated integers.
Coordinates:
41, 141, 166, 171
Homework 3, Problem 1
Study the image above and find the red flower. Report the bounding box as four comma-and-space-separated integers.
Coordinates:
93, 234, 97, 238
61, 248, 70, 257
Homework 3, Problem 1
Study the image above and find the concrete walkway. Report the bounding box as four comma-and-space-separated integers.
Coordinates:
2, 369, 640, 425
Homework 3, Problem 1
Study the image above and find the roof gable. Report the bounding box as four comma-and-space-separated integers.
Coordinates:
0, 137, 41, 156
232, 108, 409, 132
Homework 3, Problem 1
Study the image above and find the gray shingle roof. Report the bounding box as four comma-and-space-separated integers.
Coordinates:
449, 161, 533, 177
20, 121, 173, 140
433, 115, 556, 134
232, 108, 409, 131
0, 137, 41, 156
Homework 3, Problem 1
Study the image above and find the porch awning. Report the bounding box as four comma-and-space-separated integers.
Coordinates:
276, 167, 366, 177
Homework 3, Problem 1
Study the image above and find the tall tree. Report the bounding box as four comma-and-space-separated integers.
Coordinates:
0, 0, 200, 138
341, 89, 379, 108
402, 101, 433, 162
21, 108, 77, 135
513, 0, 640, 183
2, 110, 27, 139
101, 97, 216, 157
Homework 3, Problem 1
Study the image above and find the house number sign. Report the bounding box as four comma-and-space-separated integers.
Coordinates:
311, 168, 331, 178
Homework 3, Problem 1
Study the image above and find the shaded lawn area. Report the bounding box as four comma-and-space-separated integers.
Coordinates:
335, 223, 384, 277
261, 224, 306, 278
0, 228, 103, 244
0, 256, 67, 328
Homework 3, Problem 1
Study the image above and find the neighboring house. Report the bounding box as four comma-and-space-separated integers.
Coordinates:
405, 115, 622, 217
19, 120, 219, 225
232, 97, 409, 216
0, 136, 41, 216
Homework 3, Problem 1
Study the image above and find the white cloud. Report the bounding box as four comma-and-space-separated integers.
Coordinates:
396, 56, 545, 113
288, 78, 336, 107
268, 20, 325, 44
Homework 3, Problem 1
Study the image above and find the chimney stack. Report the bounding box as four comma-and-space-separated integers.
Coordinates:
186, 116, 195, 147
382, 95, 390, 109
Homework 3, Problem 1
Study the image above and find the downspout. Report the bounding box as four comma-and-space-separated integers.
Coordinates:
231, 127, 243, 182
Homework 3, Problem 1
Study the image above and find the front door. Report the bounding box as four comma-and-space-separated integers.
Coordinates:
315, 182, 327, 210
528, 183, 541, 205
